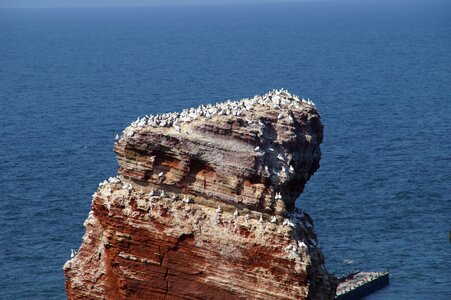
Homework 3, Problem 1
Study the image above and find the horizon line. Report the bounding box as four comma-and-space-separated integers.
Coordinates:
0, 0, 441, 10
0, 0, 304, 9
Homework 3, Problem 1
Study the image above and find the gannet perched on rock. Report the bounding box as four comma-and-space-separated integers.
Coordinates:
271, 216, 277, 223
306, 98, 316, 106
216, 206, 222, 214
264, 166, 270, 177
108, 176, 121, 184
282, 218, 295, 227
298, 241, 307, 249
70, 249, 77, 258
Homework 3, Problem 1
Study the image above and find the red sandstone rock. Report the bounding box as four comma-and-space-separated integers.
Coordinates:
64, 90, 337, 299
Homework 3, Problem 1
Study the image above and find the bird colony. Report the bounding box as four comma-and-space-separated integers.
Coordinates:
117, 89, 316, 141
92, 174, 318, 263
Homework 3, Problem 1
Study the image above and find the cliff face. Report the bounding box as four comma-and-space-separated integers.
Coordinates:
64, 90, 337, 299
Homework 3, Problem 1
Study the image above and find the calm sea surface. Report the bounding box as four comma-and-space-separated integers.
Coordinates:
0, 2, 450, 299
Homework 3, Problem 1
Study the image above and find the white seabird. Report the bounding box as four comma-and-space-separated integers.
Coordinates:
216, 206, 222, 214
264, 166, 271, 178
270, 216, 277, 223
233, 209, 239, 217
70, 249, 76, 258
298, 241, 307, 249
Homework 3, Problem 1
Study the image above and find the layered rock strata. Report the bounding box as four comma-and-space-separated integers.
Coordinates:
64, 90, 337, 299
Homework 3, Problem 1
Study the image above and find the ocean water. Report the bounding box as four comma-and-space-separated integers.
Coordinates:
0, 2, 450, 299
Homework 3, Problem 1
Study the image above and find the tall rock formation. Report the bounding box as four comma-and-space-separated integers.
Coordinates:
64, 90, 337, 299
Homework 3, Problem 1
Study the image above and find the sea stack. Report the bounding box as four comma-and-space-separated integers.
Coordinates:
64, 90, 338, 299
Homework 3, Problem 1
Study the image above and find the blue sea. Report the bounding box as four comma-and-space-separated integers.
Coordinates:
0, 1, 450, 299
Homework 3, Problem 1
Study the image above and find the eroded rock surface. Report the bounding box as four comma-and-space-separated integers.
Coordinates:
64, 90, 337, 299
